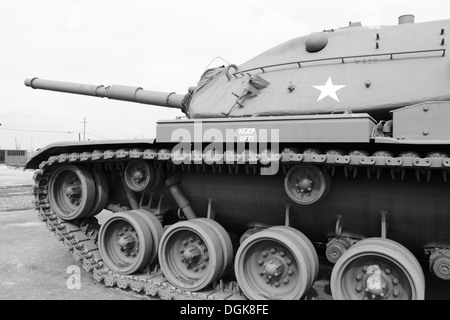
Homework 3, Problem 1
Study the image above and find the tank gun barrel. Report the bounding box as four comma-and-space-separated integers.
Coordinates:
24, 77, 185, 110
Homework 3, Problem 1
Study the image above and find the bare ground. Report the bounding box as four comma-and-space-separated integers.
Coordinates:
0, 166, 35, 212
0, 209, 150, 300
0, 186, 35, 212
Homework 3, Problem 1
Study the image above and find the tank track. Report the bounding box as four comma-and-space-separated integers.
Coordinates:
31, 147, 450, 300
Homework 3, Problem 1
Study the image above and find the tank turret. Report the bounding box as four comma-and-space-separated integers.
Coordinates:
24, 18, 450, 121
187, 18, 450, 120
24, 77, 187, 111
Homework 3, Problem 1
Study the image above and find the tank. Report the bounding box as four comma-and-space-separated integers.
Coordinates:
24, 15, 450, 300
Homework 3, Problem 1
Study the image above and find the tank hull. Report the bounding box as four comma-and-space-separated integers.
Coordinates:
180, 168, 450, 256
30, 138, 449, 300
27, 112, 450, 259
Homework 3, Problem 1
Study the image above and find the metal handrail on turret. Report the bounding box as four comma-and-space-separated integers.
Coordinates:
232, 48, 446, 78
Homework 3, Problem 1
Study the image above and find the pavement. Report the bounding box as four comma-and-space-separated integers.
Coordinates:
0, 209, 151, 300
0, 166, 150, 300
0, 166, 34, 187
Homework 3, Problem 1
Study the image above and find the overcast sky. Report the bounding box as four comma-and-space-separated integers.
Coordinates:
1, 0, 449, 151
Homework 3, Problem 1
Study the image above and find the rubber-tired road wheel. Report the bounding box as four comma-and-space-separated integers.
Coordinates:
234, 226, 318, 300
330, 237, 425, 300
86, 169, 109, 217
48, 164, 95, 220
158, 220, 228, 292
98, 211, 154, 274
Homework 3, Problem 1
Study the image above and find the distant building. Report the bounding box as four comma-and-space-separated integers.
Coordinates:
0, 149, 28, 167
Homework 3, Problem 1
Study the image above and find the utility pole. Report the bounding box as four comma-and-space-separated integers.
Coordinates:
79, 117, 88, 141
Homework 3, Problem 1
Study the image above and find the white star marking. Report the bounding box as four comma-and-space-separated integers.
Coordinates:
313, 77, 346, 102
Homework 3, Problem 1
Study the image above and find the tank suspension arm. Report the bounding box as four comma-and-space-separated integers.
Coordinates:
24, 77, 185, 109
165, 175, 197, 220
119, 172, 139, 210
207, 198, 216, 220
284, 204, 291, 227
380, 211, 388, 239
